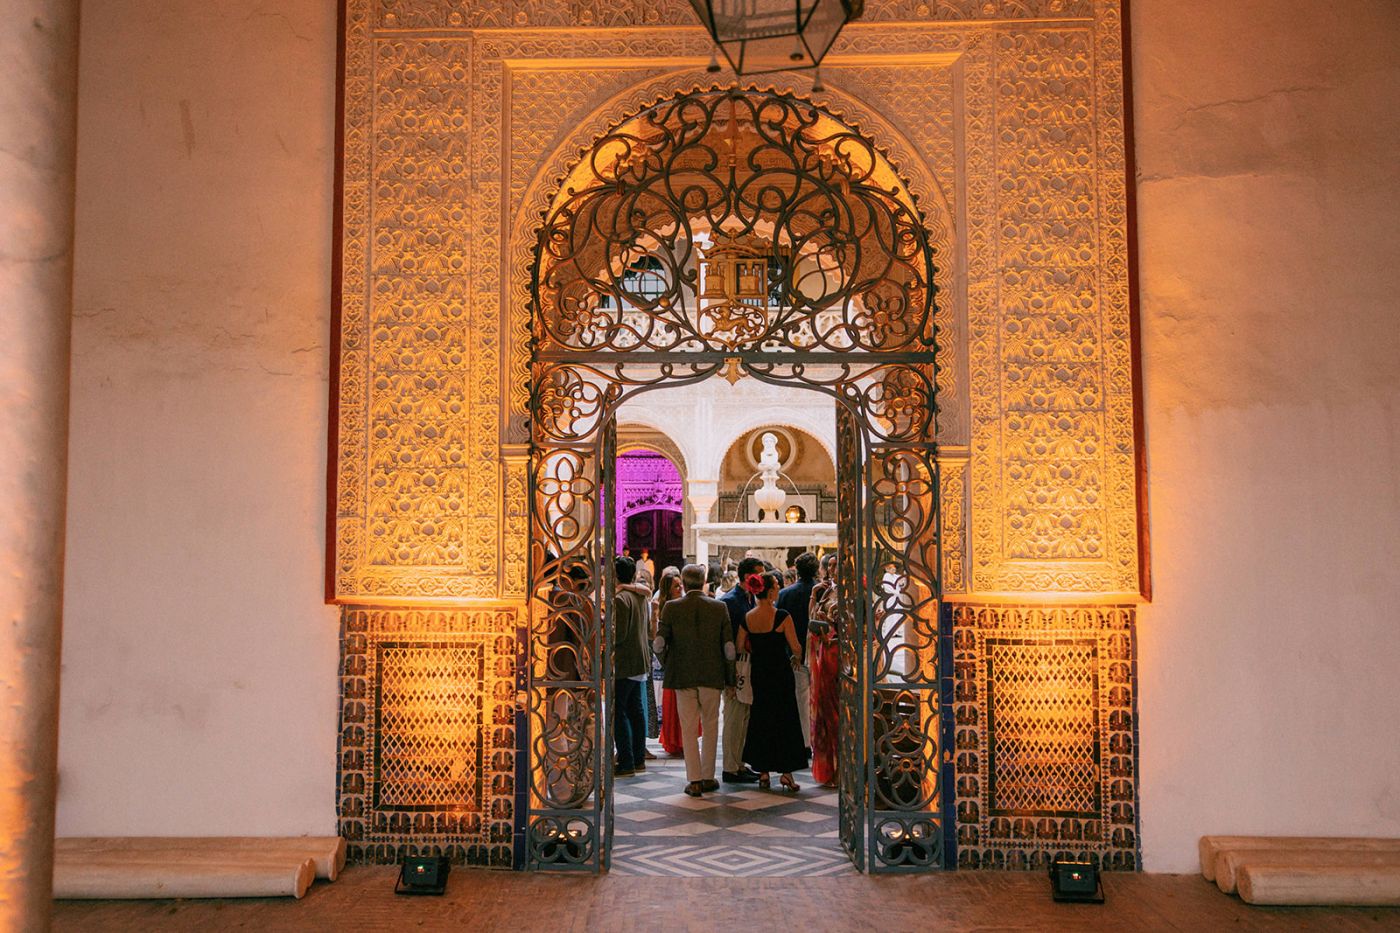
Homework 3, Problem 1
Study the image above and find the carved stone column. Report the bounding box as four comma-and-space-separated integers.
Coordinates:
0, 2, 80, 928
686, 479, 718, 567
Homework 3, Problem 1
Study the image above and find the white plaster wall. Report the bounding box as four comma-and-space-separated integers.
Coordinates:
55, 0, 1400, 867
57, 0, 339, 835
1132, 0, 1400, 871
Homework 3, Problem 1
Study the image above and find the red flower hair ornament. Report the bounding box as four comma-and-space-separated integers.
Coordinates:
743, 573, 767, 596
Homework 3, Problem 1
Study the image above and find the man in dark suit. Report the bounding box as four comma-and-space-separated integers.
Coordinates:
654, 564, 735, 797
776, 551, 820, 749
719, 555, 766, 783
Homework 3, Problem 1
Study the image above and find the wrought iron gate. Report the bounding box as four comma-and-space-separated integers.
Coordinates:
524, 87, 943, 872
834, 402, 866, 870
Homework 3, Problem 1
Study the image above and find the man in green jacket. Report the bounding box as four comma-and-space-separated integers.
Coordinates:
613, 555, 650, 777
653, 563, 735, 797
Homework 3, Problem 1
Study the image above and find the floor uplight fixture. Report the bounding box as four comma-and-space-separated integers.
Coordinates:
1050, 857, 1104, 904
396, 855, 450, 895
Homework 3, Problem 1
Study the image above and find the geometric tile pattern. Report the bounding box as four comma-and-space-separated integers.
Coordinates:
611, 842, 854, 877
952, 604, 1139, 871
986, 639, 1099, 816
338, 607, 523, 867
608, 733, 854, 877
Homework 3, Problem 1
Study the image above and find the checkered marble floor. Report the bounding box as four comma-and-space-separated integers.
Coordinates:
609, 736, 852, 877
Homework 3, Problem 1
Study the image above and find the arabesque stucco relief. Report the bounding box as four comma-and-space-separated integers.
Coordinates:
331, 0, 1143, 868
333, 0, 1141, 602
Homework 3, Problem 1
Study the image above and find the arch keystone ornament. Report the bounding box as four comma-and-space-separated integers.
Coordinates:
526, 87, 944, 873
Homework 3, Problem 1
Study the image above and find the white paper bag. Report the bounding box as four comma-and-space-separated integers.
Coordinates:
734, 653, 753, 705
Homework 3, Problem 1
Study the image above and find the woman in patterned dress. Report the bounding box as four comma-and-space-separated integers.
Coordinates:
807, 553, 840, 787
652, 568, 687, 756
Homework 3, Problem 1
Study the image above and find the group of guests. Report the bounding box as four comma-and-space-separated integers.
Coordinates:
613, 550, 842, 798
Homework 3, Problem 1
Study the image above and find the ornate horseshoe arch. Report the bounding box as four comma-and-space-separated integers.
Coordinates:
525, 87, 945, 874
506, 70, 962, 443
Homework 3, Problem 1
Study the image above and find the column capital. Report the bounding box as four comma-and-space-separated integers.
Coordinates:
685, 478, 718, 521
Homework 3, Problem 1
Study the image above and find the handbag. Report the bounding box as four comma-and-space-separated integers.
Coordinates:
734, 653, 753, 705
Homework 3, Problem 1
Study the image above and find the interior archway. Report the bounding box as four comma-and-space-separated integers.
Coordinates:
613, 447, 685, 575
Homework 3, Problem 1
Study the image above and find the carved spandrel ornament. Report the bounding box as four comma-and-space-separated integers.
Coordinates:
333, 0, 1142, 602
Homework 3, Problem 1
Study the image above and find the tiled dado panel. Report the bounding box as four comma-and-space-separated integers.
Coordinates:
338, 607, 525, 866
950, 604, 1139, 870
332, 0, 1144, 603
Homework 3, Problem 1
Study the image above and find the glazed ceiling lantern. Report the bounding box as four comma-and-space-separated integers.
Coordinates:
688, 0, 863, 78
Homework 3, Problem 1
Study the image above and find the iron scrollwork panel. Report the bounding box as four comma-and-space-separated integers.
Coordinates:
533, 89, 935, 357
835, 401, 866, 871
526, 363, 613, 871
860, 365, 943, 871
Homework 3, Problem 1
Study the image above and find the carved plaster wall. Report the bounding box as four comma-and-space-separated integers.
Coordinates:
332, 0, 1141, 605
332, 0, 1143, 868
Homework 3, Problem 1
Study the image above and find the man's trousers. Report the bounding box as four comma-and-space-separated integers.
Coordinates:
674, 686, 721, 783
721, 691, 750, 773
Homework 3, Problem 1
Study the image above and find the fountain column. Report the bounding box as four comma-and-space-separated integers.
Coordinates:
752, 432, 787, 522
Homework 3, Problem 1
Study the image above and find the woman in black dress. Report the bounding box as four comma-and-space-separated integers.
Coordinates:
738, 571, 809, 791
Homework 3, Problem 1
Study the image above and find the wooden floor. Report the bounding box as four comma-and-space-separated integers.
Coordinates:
55, 867, 1400, 931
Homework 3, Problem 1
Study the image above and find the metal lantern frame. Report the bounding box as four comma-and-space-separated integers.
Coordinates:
688, 0, 865, 75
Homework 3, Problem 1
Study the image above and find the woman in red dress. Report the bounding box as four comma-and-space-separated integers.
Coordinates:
652, 569, 687, 756
807, 554, 840, 787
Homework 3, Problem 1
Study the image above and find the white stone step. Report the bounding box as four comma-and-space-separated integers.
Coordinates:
1239, 863, 1400, 907
54, 853, 315, 900
57, 835, 346, 881
1216, 848, 1400, 895
1198, 834, 1400, 881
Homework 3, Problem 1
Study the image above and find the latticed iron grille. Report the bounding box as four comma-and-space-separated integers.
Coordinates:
526, 86, 944, 874
985, 639, 1099, 816
375, 643, 484, 809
